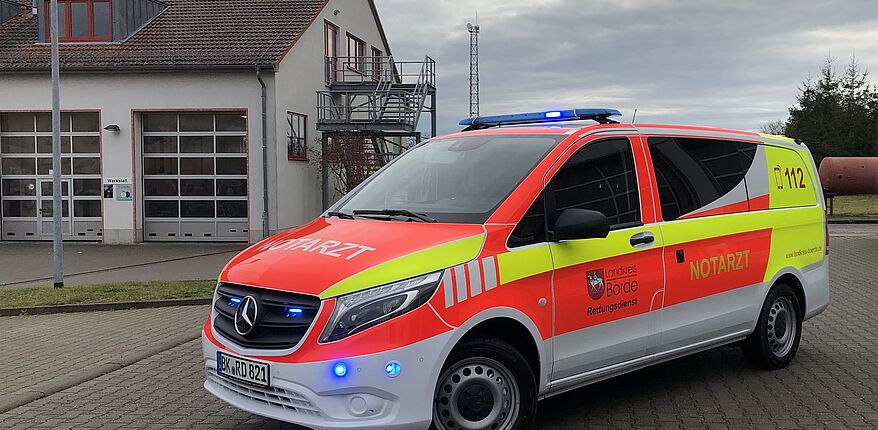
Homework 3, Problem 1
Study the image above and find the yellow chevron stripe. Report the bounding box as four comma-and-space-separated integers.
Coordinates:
319, 234, 485, 299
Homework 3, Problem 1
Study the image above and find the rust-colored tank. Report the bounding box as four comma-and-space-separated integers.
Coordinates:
818, 157, 878, 195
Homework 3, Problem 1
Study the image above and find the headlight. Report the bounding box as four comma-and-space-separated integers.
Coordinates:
319, 271, 443, 342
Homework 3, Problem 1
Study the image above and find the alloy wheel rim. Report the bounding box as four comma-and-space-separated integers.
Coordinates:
434, 357, 520, 430
767, 296, 797, 357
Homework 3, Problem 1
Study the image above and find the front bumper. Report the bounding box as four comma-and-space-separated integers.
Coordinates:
202, 331, 452, 430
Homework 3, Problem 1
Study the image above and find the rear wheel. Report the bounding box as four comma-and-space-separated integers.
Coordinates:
432, 337, 536, 430
743, 283, 803, 369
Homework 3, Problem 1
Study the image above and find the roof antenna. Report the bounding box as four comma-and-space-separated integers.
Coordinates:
631, 108, 638, 124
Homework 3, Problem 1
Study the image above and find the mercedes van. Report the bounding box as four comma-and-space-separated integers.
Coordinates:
202, 108, 829, 430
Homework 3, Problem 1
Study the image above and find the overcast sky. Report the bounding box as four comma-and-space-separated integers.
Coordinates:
375, 0, 878, 135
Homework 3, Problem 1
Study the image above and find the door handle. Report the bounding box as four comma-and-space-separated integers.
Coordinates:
630, 232, 655, 247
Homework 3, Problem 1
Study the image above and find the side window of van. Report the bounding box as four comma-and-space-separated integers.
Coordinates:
648, 137, 756, 221
547, 138, 640, 230
507, 193, 546, 248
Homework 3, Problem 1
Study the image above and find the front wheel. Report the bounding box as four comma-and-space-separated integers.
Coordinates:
432, 337, 537, 430
743, 283, 803, 369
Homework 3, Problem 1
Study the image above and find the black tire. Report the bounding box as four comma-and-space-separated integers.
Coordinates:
431, 336, 537, 430
743, 283, 803, 369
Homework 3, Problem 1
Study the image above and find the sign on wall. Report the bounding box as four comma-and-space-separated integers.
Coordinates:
104, 178, 133, 201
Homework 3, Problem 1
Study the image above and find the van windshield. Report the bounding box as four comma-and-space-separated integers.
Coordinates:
332, 134, 563, 224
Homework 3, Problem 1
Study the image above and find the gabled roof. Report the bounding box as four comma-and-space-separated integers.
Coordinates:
0, 0, 331, 72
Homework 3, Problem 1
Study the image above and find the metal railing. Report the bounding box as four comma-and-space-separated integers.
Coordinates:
317, 56, 435, 130
324, 56, 435, 87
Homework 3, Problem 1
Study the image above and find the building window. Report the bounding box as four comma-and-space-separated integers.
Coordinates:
44, 0, 112, 42
346, 33, 366, 73
371, 47, 383, 81
324, 21, 339, 85
287, 112, 307, 160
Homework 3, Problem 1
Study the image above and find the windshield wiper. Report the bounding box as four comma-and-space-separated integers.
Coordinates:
352, 209, 438, 223
326, 211, 355, 220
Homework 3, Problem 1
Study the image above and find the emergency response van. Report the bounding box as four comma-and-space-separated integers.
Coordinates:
202, 108, 830, 430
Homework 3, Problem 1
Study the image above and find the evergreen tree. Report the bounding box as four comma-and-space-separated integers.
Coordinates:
785, 57, 878, 163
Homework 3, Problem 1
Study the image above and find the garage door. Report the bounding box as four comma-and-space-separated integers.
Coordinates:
0, 112, 103, 241
141, 112, 248, 241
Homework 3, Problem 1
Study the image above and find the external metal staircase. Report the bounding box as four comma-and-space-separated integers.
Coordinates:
316, 56, 436, 136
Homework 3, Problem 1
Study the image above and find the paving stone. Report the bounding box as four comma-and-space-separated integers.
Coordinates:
0, 237, 876, 429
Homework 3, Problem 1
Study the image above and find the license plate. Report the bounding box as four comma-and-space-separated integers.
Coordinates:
217, 351, 270, 387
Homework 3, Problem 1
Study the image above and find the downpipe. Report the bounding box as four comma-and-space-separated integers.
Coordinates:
256, 66, 269, 239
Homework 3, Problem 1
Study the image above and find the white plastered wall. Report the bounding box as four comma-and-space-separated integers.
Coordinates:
0, 71, 275, 243
272, 0, 393, 230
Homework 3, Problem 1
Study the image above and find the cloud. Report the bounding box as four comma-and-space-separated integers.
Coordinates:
376, 0, 878, 134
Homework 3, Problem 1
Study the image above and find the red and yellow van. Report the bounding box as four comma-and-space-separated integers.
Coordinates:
202, 109, 830, 430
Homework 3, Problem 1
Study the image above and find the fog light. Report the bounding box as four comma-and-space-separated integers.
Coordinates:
384, 361, 401, 378
333, 362, 348, 377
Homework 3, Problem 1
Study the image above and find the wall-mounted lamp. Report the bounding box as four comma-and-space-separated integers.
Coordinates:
104, 124, 121, 133
333, 8, 340, 15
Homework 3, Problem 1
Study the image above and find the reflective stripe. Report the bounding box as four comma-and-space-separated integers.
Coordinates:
442, 270, 454, 308
443, 256, 500, 308
454, 265, 467, 304
467, 260, 482, 297
482, 256, 497, 291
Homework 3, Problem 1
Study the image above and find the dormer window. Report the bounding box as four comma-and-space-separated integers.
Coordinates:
44, 0, 112, 42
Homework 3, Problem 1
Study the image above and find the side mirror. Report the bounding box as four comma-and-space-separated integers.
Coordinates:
553, 208, 609, 241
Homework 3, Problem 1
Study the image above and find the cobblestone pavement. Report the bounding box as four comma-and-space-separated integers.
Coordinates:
0, 306, 208, 412
1, 238, 876, 429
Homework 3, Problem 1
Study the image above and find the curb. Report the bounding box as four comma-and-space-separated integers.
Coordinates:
828, 218, 878, 224
0, 297, 211, 317
0, 330, 201, 413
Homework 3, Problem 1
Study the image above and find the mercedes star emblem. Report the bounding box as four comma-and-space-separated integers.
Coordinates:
234, 295, 258, 336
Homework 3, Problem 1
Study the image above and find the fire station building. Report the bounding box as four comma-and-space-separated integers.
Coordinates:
0, 0, 395, 243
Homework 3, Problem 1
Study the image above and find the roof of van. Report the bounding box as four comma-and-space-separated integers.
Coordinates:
443, 123, 763, 139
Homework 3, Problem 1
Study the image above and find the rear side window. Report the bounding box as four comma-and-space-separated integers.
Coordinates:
547, 138, 640, 230
648, 137, 756, 221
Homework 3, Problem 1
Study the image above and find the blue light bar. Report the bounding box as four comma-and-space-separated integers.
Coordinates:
459, 108, 621, 128
229, 297, 242, 307
286, 307, 304, 317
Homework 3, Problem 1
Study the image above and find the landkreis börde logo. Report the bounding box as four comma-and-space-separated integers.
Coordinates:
586, 269, 605, 300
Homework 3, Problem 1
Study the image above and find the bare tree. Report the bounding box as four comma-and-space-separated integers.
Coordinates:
310, 132, 389, 196
759, 119, 787, 135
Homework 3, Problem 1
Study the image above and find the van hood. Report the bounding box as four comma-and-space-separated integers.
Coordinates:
221, 218, 486, 299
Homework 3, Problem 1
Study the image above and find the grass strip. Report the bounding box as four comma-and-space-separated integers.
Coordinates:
0, 280, 215, 308
829, 194, 878, 217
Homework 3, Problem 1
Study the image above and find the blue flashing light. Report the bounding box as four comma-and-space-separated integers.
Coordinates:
459, 108, 621, 128
384, 361, 401, 378
286, 307, 304, 317
229, 297, 242, 307
333, 362, 348, 377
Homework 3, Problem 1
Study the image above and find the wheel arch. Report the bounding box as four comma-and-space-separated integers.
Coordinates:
436, 307, 549, 394
764, 267, 806, 317
774, 273, 806, 317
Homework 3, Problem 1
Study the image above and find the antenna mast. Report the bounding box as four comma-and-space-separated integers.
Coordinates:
467, 18, 480, 117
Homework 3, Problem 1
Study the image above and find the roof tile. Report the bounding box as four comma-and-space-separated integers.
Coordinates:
0, 0, 328, 71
